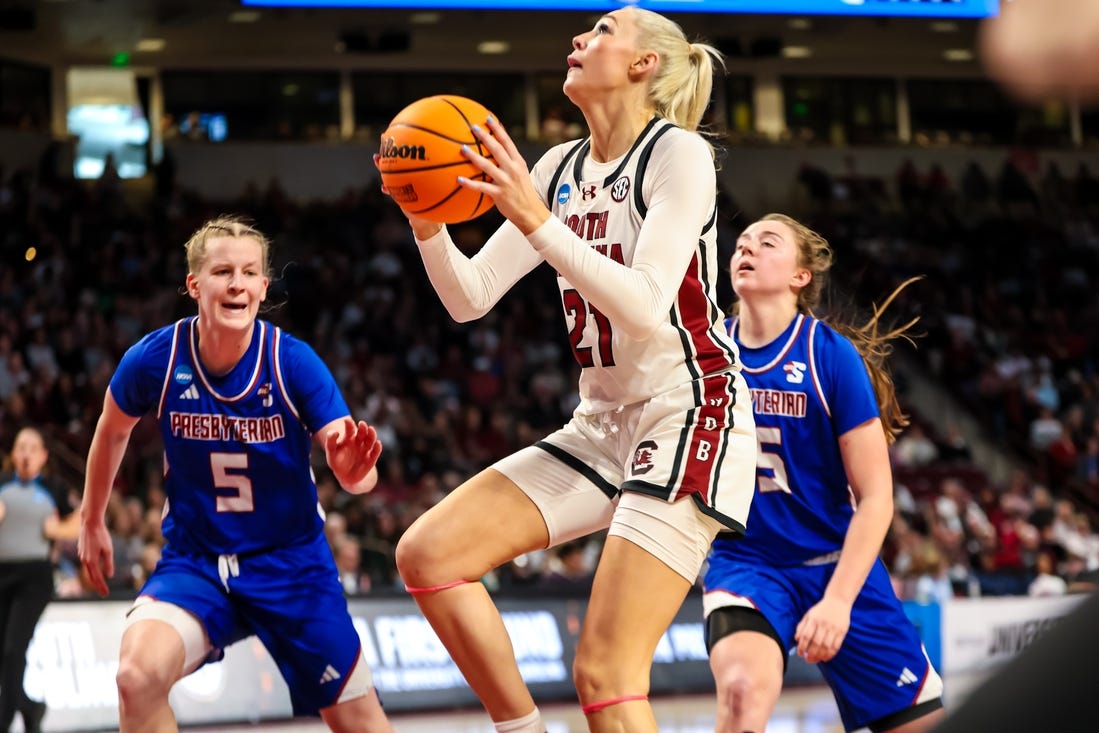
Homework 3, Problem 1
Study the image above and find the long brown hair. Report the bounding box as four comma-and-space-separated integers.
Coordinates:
755, 213, 921, 444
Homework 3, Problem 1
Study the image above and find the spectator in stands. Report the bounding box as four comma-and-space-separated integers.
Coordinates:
540, 105, 568, 145
360, 505, 401, 591
1029, 405, 1063, 452
937, 422, 973, 464
104, 494, 144, 592
1044, 423, 1079, 487
539, 539, 595, 591
323, 509, 349, 555
892, 422, 940, 467
895, 158, 923, 206
1024, 356, 1059, 410
1027, 549, 1067, 597
334, 534, 370, 595
1078, 436, 1099, 487
911, 541, 954, 605
1027, 485, 1056, 537
959, 160, 993, 206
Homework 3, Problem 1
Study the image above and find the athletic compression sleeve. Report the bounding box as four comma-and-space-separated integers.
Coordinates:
414, 221, 544, 323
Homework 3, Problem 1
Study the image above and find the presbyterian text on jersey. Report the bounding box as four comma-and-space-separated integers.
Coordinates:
750, 388, 807, 418
169, 412, 286, 442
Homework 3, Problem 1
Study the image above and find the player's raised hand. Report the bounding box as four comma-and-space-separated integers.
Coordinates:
459, 116, 552, 236
324, 417, 382, 493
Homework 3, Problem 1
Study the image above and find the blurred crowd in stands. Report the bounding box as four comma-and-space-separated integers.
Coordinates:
1, 139, 1097, 605
795, 150, 1099, 601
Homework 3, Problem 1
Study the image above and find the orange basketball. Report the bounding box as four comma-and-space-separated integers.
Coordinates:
377, 95, 497, 224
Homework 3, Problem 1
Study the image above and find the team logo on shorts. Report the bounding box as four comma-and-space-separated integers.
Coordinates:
557, 183, 571, 205
173, 366, 193, 385
631, 440, 658, 475
611, 176, 631, 203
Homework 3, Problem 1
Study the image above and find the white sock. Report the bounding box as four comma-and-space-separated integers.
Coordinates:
494, 707, 544, 733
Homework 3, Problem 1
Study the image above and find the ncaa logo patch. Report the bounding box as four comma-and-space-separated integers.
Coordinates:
173, 366, 193, 385
611, 176, 631, 203
557, 183, 571, 205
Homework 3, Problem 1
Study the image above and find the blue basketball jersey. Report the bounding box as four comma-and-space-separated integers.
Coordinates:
704, 313, 945, 730
110, 317, 349, 555
708, 313, 879, 567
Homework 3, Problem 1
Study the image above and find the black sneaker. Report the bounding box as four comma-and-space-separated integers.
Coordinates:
21, 699, 47, 733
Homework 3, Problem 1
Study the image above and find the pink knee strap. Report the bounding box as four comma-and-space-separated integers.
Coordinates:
403, 579, 471, 595
581, 694, 648, 715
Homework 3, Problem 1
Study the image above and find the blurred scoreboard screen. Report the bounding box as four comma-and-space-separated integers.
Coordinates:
242, 0, 1000, 17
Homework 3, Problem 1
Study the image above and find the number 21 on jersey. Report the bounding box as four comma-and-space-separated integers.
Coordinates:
563, 288, 616, 368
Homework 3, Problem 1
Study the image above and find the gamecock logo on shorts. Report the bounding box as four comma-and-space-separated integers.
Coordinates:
631, 440, 658, 475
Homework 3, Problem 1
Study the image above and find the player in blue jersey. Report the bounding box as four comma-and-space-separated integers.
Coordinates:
703, 213, 945, 733
77, 216, 394, 733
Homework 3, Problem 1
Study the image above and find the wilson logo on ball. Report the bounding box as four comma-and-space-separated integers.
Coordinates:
378, 94, 498, 224
380, 137, 426, 161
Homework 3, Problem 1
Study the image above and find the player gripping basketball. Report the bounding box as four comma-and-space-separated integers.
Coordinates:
376, 95, 497, 224
376, 7, 756, 733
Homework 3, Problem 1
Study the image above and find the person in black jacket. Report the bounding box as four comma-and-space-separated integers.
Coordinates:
0, 427, 77, 733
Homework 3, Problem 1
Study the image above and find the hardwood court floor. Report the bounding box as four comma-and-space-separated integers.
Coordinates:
186, 674, 987, 733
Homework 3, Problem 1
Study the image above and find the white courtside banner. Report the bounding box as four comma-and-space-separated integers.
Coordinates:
940, 595, 1085, 676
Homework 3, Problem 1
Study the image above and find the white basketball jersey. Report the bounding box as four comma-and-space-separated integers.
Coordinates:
534, 119, 739, 414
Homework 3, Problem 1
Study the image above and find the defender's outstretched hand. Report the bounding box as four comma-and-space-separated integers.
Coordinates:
325, 417, 382, 494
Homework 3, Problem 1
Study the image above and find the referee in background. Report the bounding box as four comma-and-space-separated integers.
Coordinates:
0, 427, 78, 733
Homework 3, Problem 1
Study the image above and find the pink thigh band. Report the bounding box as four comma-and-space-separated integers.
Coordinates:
581, 694, 648, 715
403, 579, 471, 594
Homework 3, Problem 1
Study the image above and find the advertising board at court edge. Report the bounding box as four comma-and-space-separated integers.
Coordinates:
20, 595, 714, 729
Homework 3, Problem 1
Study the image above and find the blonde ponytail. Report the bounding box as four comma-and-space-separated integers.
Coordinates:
632, 9, 724, 134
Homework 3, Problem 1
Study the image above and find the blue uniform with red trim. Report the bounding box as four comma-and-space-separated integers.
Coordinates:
703, 314, 942, 732
110, 317, 366, 715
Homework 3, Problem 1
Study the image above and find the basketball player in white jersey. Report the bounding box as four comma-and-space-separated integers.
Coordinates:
377, 7, 756, 733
